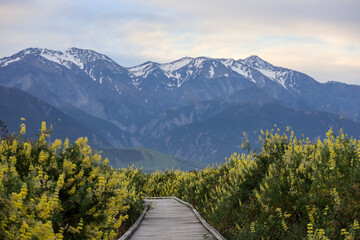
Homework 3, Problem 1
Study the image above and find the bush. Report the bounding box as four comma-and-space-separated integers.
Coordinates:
144, 128, 360, 239
2, 120, 359, 239
0, 121, 142, 239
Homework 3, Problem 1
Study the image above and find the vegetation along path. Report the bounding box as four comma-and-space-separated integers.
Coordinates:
121, 197, 226, 240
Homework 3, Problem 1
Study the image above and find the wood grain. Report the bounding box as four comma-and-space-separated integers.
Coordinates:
129, 198, 216, 240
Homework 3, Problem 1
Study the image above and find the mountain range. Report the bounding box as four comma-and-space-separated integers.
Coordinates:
1, 47, 360, 164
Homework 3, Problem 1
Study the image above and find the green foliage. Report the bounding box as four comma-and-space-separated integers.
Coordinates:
144, 127, 360, 239
0, 121, 143, 239
2, 119, 359, 240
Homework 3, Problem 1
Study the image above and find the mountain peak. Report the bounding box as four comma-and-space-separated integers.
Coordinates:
16, 47, 112, 67
36, 47, 114, 70
178, 56, 194, 61
128, 61, 160, 78
160, 57, 194, 72
243, 55, 273, 69
64, 47, 111, 61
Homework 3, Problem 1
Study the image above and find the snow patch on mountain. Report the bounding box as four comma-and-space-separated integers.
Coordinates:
231, 64, 251, 79
256, 68, 288, 89
114, 85, 121, 94
275, 71, 289, 90
87, 68, 97, 82
1, 57, 21, 67
218, 59, 255, 82
209, 65, 215, 78
163, 71, 182, 80
193, 57, 207, 68
40, 49, 85, 69
128, 62, 156, 78
160, 57, 193, 72
257, 68, 276, 80
219, 59, 235, 68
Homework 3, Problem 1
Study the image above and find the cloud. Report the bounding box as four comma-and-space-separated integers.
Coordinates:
0, 0, 359, 84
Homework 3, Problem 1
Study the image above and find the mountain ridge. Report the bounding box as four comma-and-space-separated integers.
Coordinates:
0, 47, 319, 92
1, 47, 360, 164
0, 85, 112, 145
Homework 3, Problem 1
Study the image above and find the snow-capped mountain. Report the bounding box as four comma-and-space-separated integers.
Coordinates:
1, 47, 360, 164
126, 55, 314, 93
0, 48, 142, 128
0, 47, 326, 102
1, 47, 360, 121
0, 47, 129, 87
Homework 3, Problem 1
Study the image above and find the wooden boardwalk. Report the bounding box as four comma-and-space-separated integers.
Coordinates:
121, 197, 225, 240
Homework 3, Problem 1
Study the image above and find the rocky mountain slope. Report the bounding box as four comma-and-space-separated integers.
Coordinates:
0, 85, 114, 145
1, 48, 359, 163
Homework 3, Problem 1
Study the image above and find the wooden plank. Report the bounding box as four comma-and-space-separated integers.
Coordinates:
129, 198, 217, 240
173, 197, 226, 240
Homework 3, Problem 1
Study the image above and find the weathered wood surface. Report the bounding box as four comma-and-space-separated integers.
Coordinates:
129, 198, 217, 240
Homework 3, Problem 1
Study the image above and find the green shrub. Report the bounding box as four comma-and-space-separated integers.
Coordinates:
144, 128, 360, 239
0, 121, 142, 239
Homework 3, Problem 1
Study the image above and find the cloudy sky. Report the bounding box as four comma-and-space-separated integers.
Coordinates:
0, 0, 359, 84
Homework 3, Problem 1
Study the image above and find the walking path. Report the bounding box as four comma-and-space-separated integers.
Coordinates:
120, 197, 226, 240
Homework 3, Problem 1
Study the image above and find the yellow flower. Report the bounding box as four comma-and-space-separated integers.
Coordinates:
50, 139, 62, 152
11, 140, 18, 153
282, 220, 288, 231
41, 121, 47, 132
68, 186, 76, 195
57, 174, 65, 188
63, 138, 69, 149
353, 220, 359, 230
20, 123, 26, 134
38, 150, 49, 163
23, 142, 32, 157
341, 228, 348, 236
250, 222, 256, 233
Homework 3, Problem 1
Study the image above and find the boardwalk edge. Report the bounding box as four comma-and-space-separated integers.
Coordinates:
173, 196, 227, 240
118, 204, 149, 240
119, 196, 227, 240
